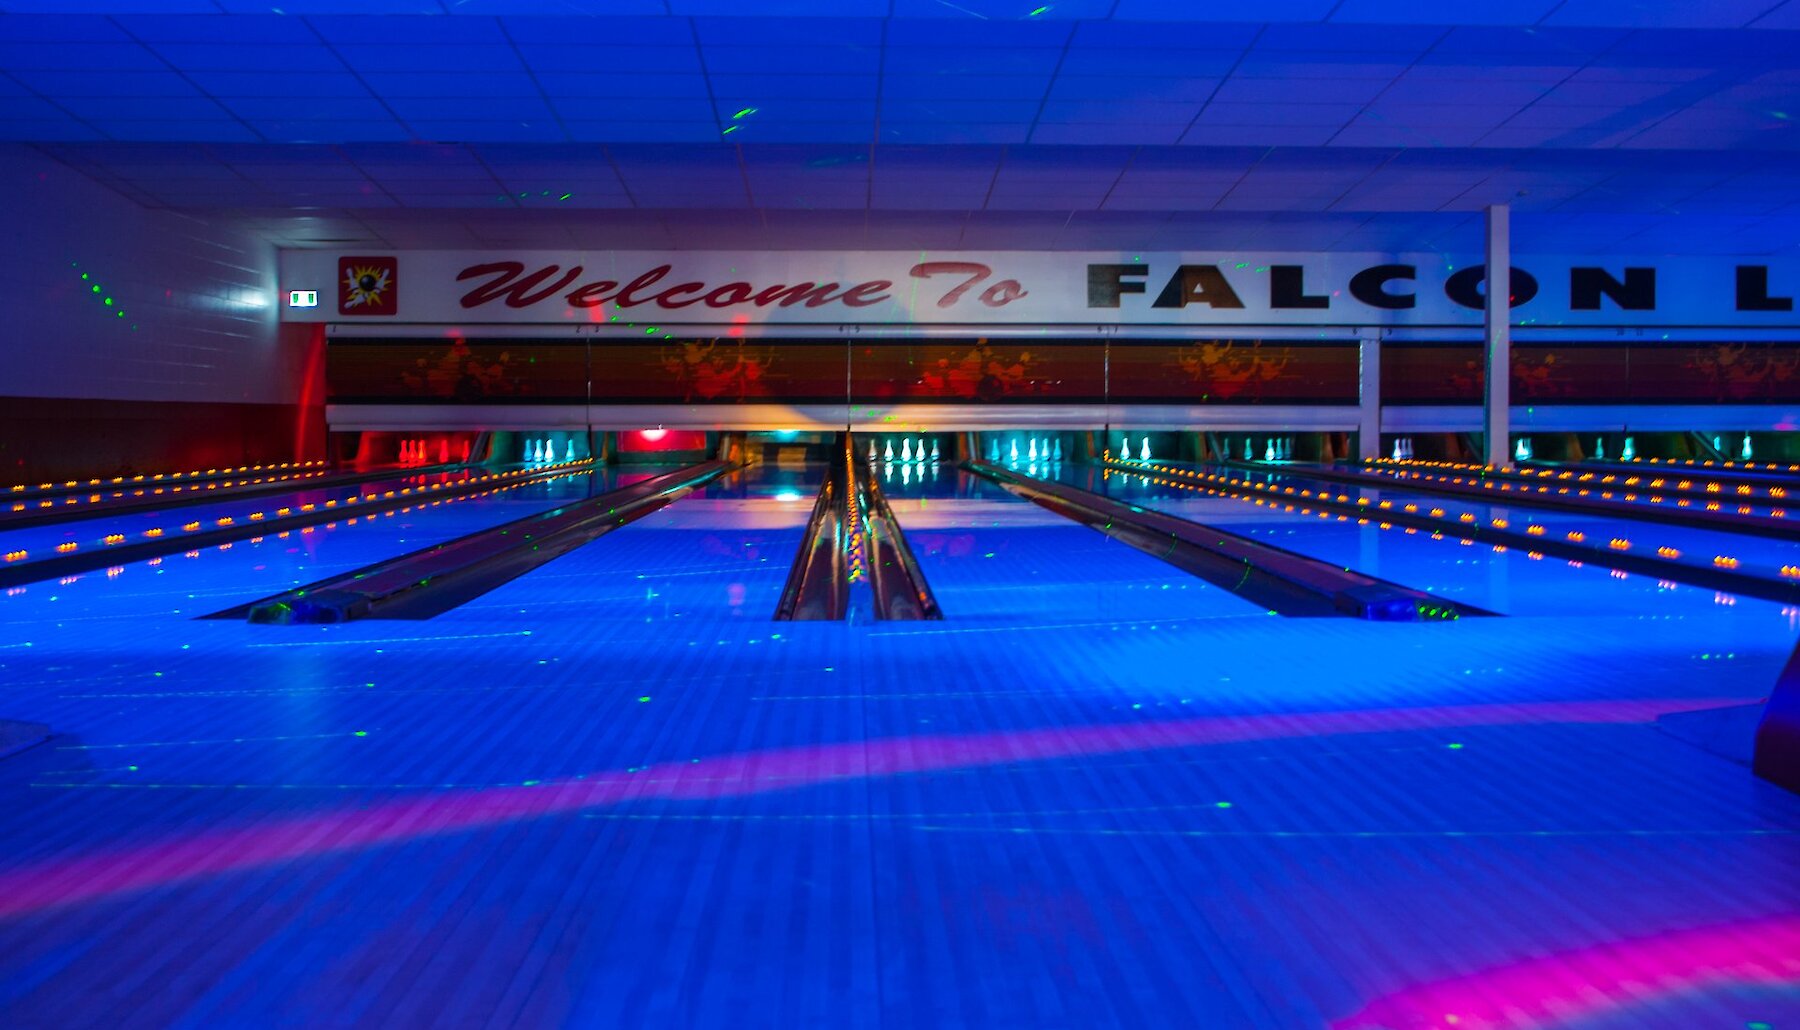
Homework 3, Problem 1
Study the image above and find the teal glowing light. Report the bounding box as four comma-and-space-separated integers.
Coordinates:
1028, 5, 1051, 14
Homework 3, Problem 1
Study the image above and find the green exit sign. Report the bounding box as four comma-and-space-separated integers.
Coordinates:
288, 290, 318, 308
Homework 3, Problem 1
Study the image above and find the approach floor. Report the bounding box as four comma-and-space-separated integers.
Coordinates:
0, 461, 1797, 1028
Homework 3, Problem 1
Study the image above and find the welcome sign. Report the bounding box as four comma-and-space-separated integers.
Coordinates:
278, 250, 1800, 328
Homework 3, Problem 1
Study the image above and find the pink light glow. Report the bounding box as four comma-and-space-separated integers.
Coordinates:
0, 698, 1736, 922
1333, 915, 1800, 1029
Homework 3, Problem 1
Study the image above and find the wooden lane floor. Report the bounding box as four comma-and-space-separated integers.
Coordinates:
0, 462, 1797, 1027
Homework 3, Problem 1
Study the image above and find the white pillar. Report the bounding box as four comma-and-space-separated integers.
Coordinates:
1484, 205, 1511, 467
1358, 327, 1382, 461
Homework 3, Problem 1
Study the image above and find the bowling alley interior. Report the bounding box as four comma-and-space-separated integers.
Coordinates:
5, 2, 1800, 1027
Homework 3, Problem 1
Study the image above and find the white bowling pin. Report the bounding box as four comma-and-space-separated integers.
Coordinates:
987, 439, 1000, 463
930, 441, 940, 463
1514, 438, 1528, 462
1264, 440, 1275, 462
1028, 438, 1038, 461
1140, 437, 1150, 462
1009, 440, 1019, 463
884, 439, 895, 463
1392, 439, 1403, 461
1742, 432, 1753, 460
1120, 437, 1130, 460
917, 439, 926, 463
535, 439, 546, 463
1244, 437, 1252, 461
1622, 436, 1635, 461
566, 439, 577, 462
1052, 439, 1062, 462
901, 438, 912, 463
1594, 438, 1605, 461
868, 440, 877, 464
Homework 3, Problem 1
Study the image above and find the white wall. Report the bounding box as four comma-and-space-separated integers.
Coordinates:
0, 144, 295, 404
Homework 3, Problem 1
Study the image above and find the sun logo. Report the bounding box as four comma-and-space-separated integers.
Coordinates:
337, 256, 397, 315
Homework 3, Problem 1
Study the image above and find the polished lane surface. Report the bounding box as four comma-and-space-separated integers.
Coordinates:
0, 459, 1796, 1028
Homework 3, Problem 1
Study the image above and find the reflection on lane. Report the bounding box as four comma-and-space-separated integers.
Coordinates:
441, 462, 828, 624
880, 467, 1272, 624
1074, 463, 1797, 621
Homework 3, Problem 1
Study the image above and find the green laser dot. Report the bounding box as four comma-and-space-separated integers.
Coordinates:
1446, 743, 1464, 749
354, 731, 368, 737
80, 273, 89, 280
104, 297, 113, 305
91, 285, 101, 293
127, 765, 138, 771
1215, 801, 1232, 808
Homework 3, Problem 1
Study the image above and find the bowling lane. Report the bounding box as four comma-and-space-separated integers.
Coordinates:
1070, 463, 1800, 625
876, 464, 1273, 625
0, 465, 523, 560
428, 464, 823, 627
0, 467, 618, 629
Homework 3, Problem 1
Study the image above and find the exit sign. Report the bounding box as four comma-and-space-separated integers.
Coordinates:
288, 290, 318, 308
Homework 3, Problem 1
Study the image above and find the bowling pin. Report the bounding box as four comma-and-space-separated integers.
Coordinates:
1244, 437, 1252, 461
1622, 436, 1636, 461
1028, 438, 1038, 462
930, 441, 940, 463
1052, 439, 1062, 463
1120, 437, 1130, 461
1222, 438, 1231, 460
868, 440, 877, 464
1140, 437, 1151, 462
566, 439, 577, 462
1514, 438, 1529, 462
1009, 440, 1019, 463
901, 438, 912, 463
917, 438, 926, 463
1594, 438, 1605, 461
535, 439, 546, 463
987, 439, 1000, 463
1264, 440, 1275, 462
1742, 432, 1754, 460
884, 439, 895, 463
1392, 438, 1403, 461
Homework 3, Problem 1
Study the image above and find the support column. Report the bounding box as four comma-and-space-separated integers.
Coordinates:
1358, 327, 1382, 461
1484, 204, 1511, 467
